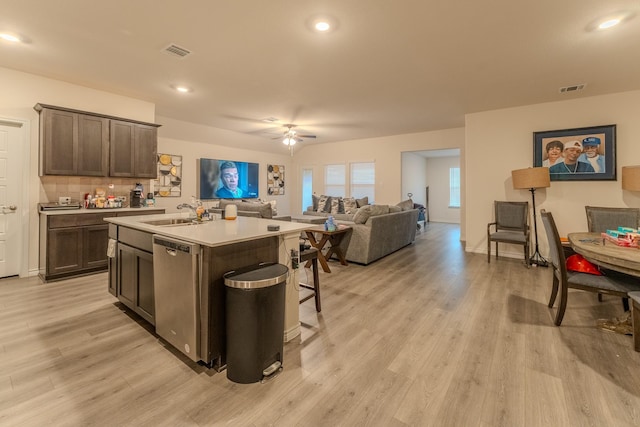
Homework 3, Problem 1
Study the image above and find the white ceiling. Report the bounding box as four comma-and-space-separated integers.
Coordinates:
1, 1, 639, 150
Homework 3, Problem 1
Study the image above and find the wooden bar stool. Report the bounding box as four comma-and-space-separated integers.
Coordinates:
299, 248, 321, 312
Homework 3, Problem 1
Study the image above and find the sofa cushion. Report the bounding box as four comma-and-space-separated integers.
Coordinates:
396, 198, 414, 211
330, 197, 341, 214
343, 197, 358, 214
389, 205, 402, 213
370, 204, 390, 217
317, 195, 330, 213
356, 196, 369, 208
312, 194, 320, 211
353, 205, 372, 224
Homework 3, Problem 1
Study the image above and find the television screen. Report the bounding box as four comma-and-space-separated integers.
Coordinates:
198, 158, 259, 200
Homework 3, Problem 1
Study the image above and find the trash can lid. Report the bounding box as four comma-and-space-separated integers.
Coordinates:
223, 263, 289, 289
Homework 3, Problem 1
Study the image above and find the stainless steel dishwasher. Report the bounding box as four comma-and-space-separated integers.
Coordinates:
152, 235, 202, 362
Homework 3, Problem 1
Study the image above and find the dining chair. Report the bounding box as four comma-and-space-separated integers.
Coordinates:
540, 209, 640, 326
585, 206, 640, 309
487, 201, 530, 267
585, 206, 640, 234
630, 292, 640, 352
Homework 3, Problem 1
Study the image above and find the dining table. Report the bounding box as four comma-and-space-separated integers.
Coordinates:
568, 232, 640, 277
569, 232, 640, 339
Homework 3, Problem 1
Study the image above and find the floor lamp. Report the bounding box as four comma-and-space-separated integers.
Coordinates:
512, 167, 550, 267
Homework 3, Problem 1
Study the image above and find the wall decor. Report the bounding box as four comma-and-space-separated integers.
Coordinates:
153, 153, 182, 197
267, 164, 285, 195
533, 124, 616, 181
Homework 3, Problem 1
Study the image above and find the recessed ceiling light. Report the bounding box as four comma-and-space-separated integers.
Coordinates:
588, 11, 635, 31
598, 18, 621, 29
307, 15, 338, 33
315, 21, 331, 32
0, 33, 21, 43
171, 85, 192, 93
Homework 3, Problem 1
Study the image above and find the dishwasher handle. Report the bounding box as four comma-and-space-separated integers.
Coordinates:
153, 235, 196, 254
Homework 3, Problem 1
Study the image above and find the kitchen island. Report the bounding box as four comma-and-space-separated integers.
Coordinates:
105, 213, 308, 369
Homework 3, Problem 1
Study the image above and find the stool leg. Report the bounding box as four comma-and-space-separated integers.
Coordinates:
312, 257, 321, 312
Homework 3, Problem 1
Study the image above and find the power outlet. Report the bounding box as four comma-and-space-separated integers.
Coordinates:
59, 196, 71, 205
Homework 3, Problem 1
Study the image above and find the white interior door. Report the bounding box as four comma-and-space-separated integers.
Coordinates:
0, 121, 23, 278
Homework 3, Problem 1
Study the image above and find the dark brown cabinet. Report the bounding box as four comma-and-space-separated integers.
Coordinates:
116, 241, 155, 325
39, 209, 164, 282
35, 103, 159, 178
40, 108, 109, 176
109, 120, 157, 178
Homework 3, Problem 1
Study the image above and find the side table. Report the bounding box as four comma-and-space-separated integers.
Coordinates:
304, 225, 351, 273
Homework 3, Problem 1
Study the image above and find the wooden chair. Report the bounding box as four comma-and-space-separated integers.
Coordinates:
585, 206, 640, 309
540, 210, 640, 326
487, 201, 530, 267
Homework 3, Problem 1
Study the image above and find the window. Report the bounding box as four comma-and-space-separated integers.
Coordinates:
301, 168, 313, 211
324, 164, 345, 196
350, 162, 375, 201
449, 167, 460, 208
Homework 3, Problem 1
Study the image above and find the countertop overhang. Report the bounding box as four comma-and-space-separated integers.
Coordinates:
105, 213, 310, 247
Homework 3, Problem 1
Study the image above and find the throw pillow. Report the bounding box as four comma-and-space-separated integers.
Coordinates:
330, 198, 340, 214
267, 200, 277, 216
370, 204, 390, 217
317, 195, 330, 213
353, 205, 372, 224
356, 196, 369, 208
312, 194, 319, 211
389, 205, 402, 213
343, 197, 358, 214
396, 198, 414, 211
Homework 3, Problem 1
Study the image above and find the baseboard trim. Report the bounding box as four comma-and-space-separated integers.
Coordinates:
284, 323, 301, 342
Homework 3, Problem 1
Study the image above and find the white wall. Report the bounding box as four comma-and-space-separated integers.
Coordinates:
401, 152, 428, 206
465, 90, 640, 259
292, 128, 465, 225
156, 116, 294, 215
426, 156, 460, 223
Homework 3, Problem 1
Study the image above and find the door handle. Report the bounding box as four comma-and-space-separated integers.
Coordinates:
0, 205, 17, 211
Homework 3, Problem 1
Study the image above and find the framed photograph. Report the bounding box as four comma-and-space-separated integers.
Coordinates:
533, 124, 616, 181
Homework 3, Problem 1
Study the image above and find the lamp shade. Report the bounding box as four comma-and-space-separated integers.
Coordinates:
512, 167, 550, 189
622, 166, 640, 191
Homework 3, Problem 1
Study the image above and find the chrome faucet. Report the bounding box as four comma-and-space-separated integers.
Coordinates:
177, 199, 203, 219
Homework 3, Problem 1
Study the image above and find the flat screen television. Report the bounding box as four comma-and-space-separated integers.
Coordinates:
198, 158, 259, 200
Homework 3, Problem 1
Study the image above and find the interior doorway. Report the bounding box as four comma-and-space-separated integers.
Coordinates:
0, 119, 28, 278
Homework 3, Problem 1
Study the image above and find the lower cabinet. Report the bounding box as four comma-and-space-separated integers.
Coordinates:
40, 209, 164, 282
116, 242, 155, 325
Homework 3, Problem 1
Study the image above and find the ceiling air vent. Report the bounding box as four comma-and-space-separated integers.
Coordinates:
559, 84, 586, 93
163, 44, 191, 58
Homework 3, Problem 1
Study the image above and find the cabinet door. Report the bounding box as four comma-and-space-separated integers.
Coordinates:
109, 120, 136, 177
134, 124, 158, 178
117, 243, 137, 309
47, 228, 83, 275
42, 109, 78, 175
77, 115, 109, 176
116, 243, 155, 325
136, 250, 155, 324
83, 224, 109, 269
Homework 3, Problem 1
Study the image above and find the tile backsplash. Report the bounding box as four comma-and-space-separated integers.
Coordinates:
40, 176, 152, 204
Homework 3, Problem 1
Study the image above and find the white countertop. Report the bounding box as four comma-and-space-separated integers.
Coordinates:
105, 213, 310, 247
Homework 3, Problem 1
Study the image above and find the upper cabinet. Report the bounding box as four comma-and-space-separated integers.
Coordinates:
35, 103, 160, 178
109, 120, 157, 178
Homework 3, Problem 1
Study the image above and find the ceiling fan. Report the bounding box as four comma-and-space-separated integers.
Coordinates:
274, 124, 316, 145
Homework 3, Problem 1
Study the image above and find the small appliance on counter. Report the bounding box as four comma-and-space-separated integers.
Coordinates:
130, 183, 144, 208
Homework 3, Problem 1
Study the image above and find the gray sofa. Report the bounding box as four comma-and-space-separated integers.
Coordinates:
212, 200, 273, 218
336, 208, 419, 264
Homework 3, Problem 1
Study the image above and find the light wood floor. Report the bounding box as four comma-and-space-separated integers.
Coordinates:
1, 223, 639, 426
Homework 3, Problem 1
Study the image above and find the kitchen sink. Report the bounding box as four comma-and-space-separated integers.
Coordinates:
142, 218, 198, 226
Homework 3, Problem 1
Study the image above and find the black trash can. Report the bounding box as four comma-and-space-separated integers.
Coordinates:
224, 262, 289, 384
